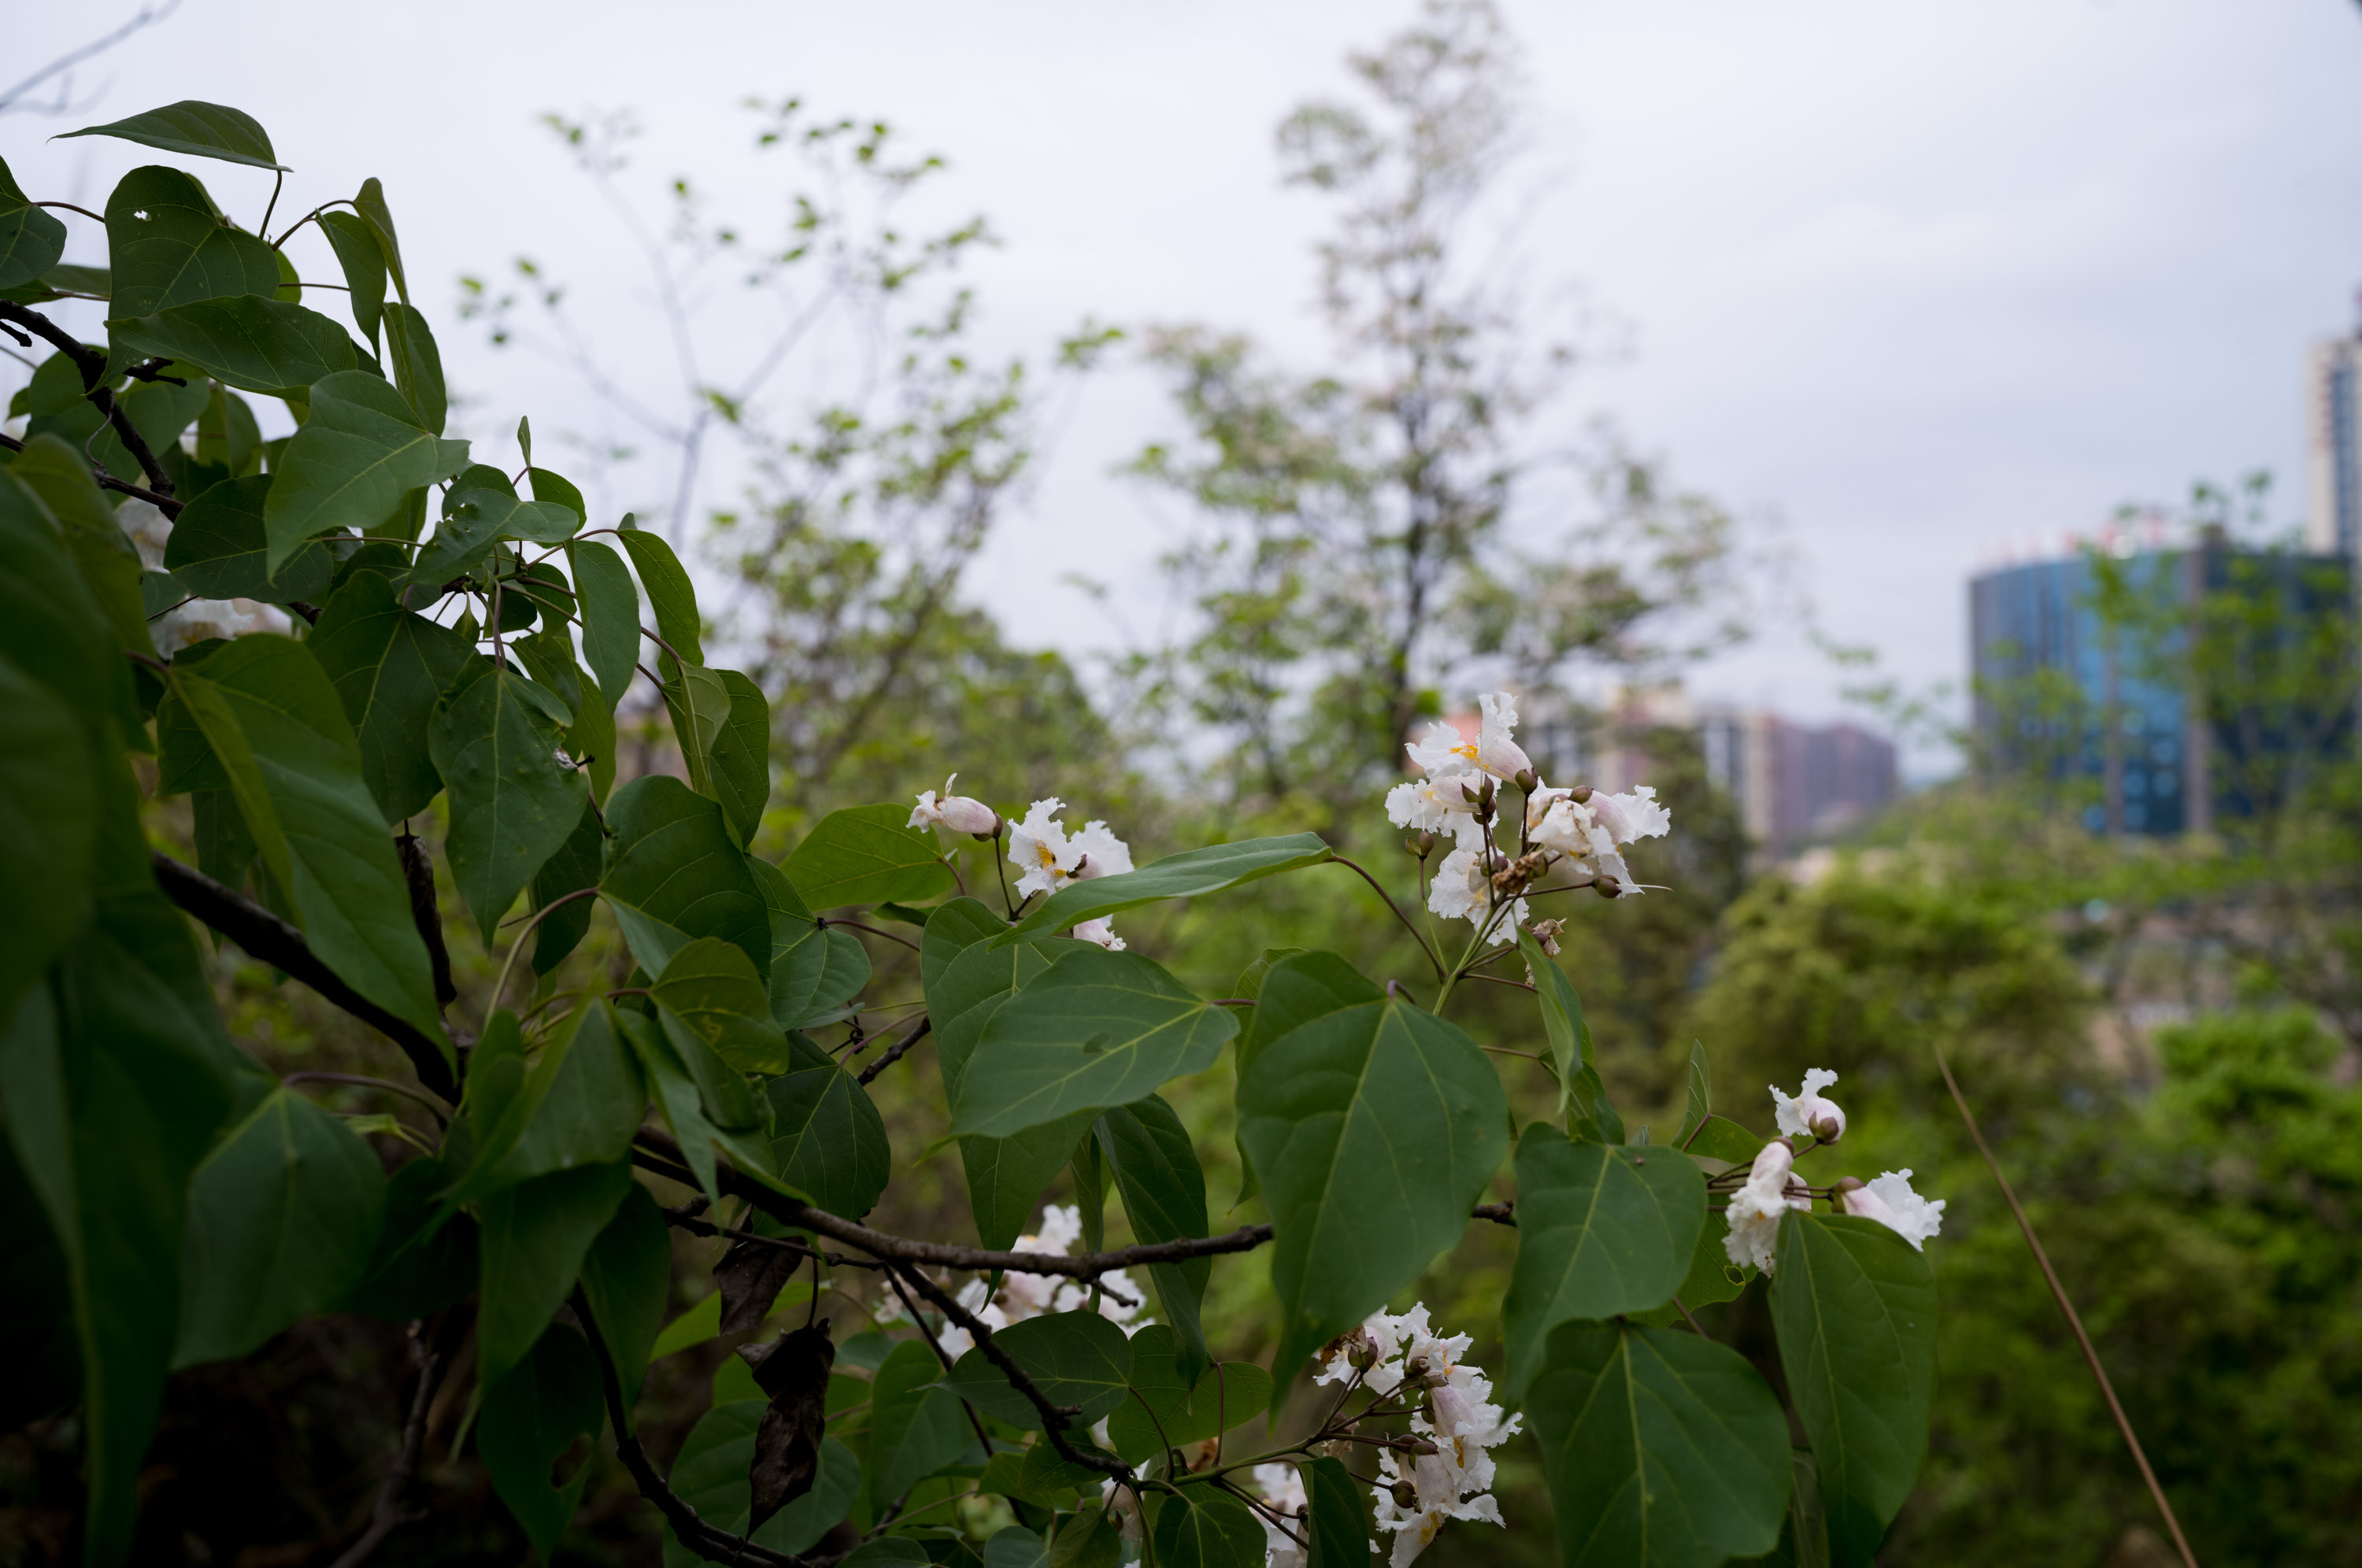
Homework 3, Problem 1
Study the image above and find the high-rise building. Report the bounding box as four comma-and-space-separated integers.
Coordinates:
1698, 708, 1899, 858
1968, 538, 2352, 835
2307, 327, 2362, 558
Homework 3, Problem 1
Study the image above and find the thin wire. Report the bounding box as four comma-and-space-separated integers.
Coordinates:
1933, 1044, 2201, 1568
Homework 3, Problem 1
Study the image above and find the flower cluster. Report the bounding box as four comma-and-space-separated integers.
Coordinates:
872, 1204, 1150, 1359
1723, 1070, 1948, 1274
1386, 691, 1672, 931
1312, 1304, 1517, 1568
908, 782, 1135, 949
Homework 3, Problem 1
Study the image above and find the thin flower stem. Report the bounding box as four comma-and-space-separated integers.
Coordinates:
1331, 856, 1444, 978
824, 918, 922, 953
487, 887, 600, 1015
1933, 1044, 2201, 1568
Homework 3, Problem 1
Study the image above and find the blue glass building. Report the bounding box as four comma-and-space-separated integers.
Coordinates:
1969, 538, 2353, 836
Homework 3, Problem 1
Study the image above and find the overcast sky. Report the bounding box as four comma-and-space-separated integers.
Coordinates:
12, 1, 2362, 774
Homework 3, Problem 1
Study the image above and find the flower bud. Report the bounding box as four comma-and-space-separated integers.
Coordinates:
1594, 874, 1622, 899
1407, 829, 1437, 860
909, 774, 1000, 836
1811, 1110, 1845, 1144
1568, 784, 1594, 804
1529, 917, 1565, 957
1513, 767, 1538, 794
1477, 776, 1496, 808
1391, 1481, 1420, 1511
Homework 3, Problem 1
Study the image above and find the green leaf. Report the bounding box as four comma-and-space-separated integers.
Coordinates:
581, 1182, 672, 1411
317, 210, 386, 346
1235, 962, 1509, 1379
1105, 1325, 1271, 1463
602, 775, 771, 982
338, 1158, 478, 1320
173, 1086, 386, 1366
767, 1058, 890, 1218
1096, 1096, 1212, 1381
526, 801, 602, 975
708, 669, 771, 845
981, 1528, 1047, 1568
106, 296, 358, 397
1501, 1124, 1705, 1400
659, 1407, 858, 1564
305, 568, 472, 822
161, 474, 335, 603
953, 948, 1238, 1139
620, 1007, 773, 1211
1238, 949, 1376, 1082
1631, 1211, 1756, 1327
403, 490, 572, 590
63, 101, 287, 169
1682, 1115, 1768, 1166
480, 1322, 605, 1557
750, 856, 872, 1029
942, 1310, 1135, 1429
928, 930, 1072, 1097
1301, 1456, 1370, 1568
650, 1292, 724, 1363
0, 904, 245, 1568
568, 538, 639, 710
1000, 832, 1331, 941
169, 634, 450, 1056
653, 937, 801, 1074
0, 465, 143, 767
354, 178, 409, 304
661, 660, 731, 797
924, 896, 1013, 986
1679, 1041, 1712, 1147
0, 653, 96, 1017
961, 1112, 1099, 1252
461, 1000, 646, 1196
616, 523, 703, 664
476, 1161, 634, 1388
1768, 1212, 1938, 1567
102, 165, 278, 338
785, 803, 953, 912
262, 369, 468, 573
9, 434, 156, 669
380, 301, 447, 434
429, 655, 588, 941
1517, 927, 1597, 1122
1528, 1320, 1794, 1568
655, 1007, 767, 1133
1151, 1486, 1266, 1568
529, 464, 586, 516
0, 155, 68, 291
866, 1337, 975, 1507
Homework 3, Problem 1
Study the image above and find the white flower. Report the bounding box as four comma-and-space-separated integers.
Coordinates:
1068, 819, 1133, 881
1474, 692, 1533, 781
1590, 785, 1672, 845
1009, 799, 1074, 898
1425, 848, 1529, 933
1843, 1170, 1946, 1250
1772, 1068, 1847, 1144
1071, 917, 1125, 952
1252, 1463, 1308, 1568
1386, 775, 1484, 846
1403, 718, 1480, 778
926, 1204, 1151, 1357
909, 773, 999, 836
1723, 1140, 1812, 1274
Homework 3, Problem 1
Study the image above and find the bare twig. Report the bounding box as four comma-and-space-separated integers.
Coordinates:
1933, 1045, 2200, 1568
0, 431, 183, 516
894, 1263, 1131, 1479
572, 1289, 810, 1567
854, 1015, 931, 1087
0, 0, 184, 115
150, 851, 458, 1102
1472, 1201, 1515, 1226
1330, 855, 1445, 978
0, 302, 176, 497
323, 1314, 458, 1568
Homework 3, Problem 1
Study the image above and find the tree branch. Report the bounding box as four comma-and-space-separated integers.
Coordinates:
891, 1262, 1131, 1480
572, 1289, 811, 1568
0, 301, 176, 498
324, 1314, 459, 1568
0, 431, 184, 517
632, 1130, 1270, 1278
854, 1015, 930, 1087
150, 850, 458, 1102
